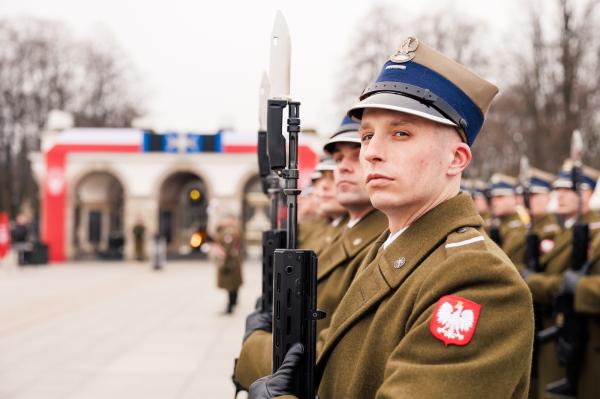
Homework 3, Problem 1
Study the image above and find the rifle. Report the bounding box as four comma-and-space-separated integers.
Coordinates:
268, 11, 324, 399
257, 72, 287, 312
538, 130, 589, 398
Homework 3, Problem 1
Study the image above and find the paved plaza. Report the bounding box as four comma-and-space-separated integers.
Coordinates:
0, 258, 260, 399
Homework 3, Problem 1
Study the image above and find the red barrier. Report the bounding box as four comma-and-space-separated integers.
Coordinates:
0, 212, 10, 258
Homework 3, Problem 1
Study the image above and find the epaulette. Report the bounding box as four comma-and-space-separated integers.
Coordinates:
542, 224, 560, 233
508, 220, 523, 229
444, 226, 486, 253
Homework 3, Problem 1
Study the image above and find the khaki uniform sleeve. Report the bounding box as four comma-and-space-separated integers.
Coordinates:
374, 251, 533, 399
526, 273, 562, 305
234, 330, 272, 389
574, 275, 600, 314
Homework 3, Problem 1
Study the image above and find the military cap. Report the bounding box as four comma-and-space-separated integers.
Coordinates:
472, 179, 488, 198
314, 156, 336, 173
526, 167, 554, 194
553, 160, 600, 190
323, 116, 361, 154
348, 37, 498, 146
489, 174, 518, 197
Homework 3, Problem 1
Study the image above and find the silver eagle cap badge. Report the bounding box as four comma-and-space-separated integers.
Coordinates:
390, 37, 419, 63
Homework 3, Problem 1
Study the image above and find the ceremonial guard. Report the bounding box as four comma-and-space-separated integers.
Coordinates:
525, 161, 600, 398
298, 158, 348, 254
249, 37, 534, 398
488, 173, 528, 263
235, 117, 387, 388
213, 216, 244, 314
513, 168, 561, 273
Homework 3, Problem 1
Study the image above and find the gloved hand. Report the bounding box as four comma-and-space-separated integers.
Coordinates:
243, 309, 272, 342
248, 343, 304, 399
561, 270, 581, 294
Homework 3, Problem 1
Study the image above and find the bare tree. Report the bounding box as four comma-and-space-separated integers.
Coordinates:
471, 0, 600, 177
0, 17, 146, 216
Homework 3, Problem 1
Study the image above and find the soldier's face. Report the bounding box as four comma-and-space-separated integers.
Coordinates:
529, 192, 550, 216
473, 196, 488, 214
491, 195, 517, 216
332, 143, 371, 210
556, 187, 592, 216
358, 109, 468, 215
314, 171, 346, 217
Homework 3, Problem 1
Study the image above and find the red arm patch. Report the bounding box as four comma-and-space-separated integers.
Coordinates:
429, 295, 481, 346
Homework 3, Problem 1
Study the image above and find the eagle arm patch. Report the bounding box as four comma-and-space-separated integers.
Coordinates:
429, 295, 481, 346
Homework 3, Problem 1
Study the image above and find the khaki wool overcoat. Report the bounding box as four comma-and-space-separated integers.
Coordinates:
499, 212, 527, 264
512, 214, 562, 274
304, 215, 348, 256
280, 194, 534, 399
234, 210, 388, 388
526, 210, 600, 399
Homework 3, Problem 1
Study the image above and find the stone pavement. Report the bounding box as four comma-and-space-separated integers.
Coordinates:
0, 258, 260, 399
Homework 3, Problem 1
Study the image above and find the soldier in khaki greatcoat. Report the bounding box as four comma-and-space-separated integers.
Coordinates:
488, 174, 528, 263
298, 158, 348, 254
248, 37, 534, 399
212, 216, 243, 314
234, 117, 387, 389
525, 162, 600, 399
513, 168, 561, 275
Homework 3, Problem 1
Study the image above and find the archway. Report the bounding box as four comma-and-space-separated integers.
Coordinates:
73, 171, 125, 259
158, 171, 209, 257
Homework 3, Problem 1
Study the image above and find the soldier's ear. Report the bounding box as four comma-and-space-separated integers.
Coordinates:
447, 142, 471, 177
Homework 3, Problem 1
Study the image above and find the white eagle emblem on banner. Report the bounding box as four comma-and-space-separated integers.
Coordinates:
430, 295, 481, 346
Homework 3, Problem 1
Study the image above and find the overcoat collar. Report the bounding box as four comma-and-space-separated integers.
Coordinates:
317, 210, 387, 281
317, 193, 483, 366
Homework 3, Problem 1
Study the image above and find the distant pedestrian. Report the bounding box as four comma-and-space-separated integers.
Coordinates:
212, 216, 243, 314
10, 214, 30, 266
132, 220, 146, 261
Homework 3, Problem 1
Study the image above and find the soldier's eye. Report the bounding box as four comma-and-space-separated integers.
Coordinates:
360, 133, 373, 143
393, 130, 410, 137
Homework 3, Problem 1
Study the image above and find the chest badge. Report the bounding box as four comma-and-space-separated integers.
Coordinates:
429, 295, 481, 346
540, 239, 554, 254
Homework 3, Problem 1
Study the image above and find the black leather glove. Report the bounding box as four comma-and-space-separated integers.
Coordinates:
561, 270, 581, 295
243, 309, 272, 342
248, 343, 304, 399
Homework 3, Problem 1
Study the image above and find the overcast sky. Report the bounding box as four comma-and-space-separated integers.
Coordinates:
0, 0, 524, 134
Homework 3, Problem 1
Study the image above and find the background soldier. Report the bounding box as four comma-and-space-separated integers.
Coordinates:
235, 116, 387, 389
249, 37, 533, 399
526, 161, 600, 398
212, 216, 243, 314
514, 167, 562, 274
299, 157, 348, 254
488, 173, 528, 263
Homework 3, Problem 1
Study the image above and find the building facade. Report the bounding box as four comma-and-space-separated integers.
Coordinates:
30, 127, 319, 262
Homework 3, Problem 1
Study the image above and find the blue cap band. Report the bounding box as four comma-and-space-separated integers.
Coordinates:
368, 61, 484, 145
